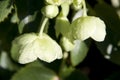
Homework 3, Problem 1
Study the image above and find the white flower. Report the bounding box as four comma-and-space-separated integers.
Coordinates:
71, 16, 106, 42
11, 33, 62, 64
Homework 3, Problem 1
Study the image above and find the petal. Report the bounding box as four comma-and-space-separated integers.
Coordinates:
72, 17, 96, 41
91, 18, 106, 42
18, 41, 38, 64
14, 33, 37, 46
11, 33, 37, 63
11, 41, 21, 61
80, 17, 96, 40
37, 34, 62, 63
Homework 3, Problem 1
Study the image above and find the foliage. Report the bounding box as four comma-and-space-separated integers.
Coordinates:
0, 0, 120, 80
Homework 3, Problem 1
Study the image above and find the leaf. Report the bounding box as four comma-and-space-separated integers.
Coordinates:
70, 40, 88, 66
18, 12, 37, 33
94, 3, 120, 37
59, 58, 75, 79
94, 3, 120, 65
96, 35, 120, 65
15, 0, 44, 20
0, 0, 13, 22
11, 62, 59, 80
0, 51, 19, 71
65, 70, 89, 80
15, 0, 44, 33
105, 71, 120, 80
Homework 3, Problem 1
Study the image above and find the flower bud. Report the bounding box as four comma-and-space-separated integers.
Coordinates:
11, 33, 63, 64
60, 37, 74, 52
55, 17, 70, 37
71, 16, 106, 42
72, 0, 83, 10
41, 5, 59, 19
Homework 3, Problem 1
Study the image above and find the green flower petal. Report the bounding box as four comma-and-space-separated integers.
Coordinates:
71, 16, 96, 41
19, 41, 38, 64
91, 17, 106, 41
14, 33, 37, 46
11, 33, 37, 62
60, 37, 74, 52
37, 34, 62, 62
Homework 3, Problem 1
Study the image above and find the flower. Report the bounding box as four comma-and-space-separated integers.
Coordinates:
11, 33, 62, 64
71, 16, 106, 42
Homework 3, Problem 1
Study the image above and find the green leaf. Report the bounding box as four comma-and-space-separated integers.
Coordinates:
105, 71, 120, 80
59, 59, 75, 79
0, 0, 13, 22
15, 0, 44, 33
94, 3, 120, 65
11, 62, 59, 80
65, 70, 89, 80
70, 40, 88, 66
94, 3, 120, 36
0, 51, 19, 71
18, 12, 37, 33
15, 0, 44, 20
96, 35, 120, 65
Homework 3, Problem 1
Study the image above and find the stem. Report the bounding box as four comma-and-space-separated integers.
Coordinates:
39, 17, 48, 37
82, 0, 87, 17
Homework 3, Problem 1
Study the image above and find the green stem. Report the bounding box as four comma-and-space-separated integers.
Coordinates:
82, 0, 87, 17
39, 17, 48, 37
